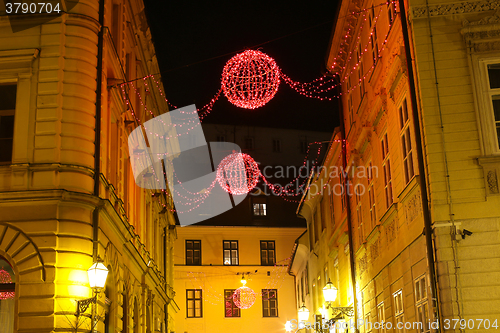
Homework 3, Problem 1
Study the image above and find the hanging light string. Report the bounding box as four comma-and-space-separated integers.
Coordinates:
118, 1, 397, 213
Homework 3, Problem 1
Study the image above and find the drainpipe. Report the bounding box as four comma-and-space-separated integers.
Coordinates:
336, 78, 358, 330
92, 0, 105, 261
398, 0, 442, 329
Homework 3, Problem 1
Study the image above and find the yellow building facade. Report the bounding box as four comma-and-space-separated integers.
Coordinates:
0, 0, 177, 332
292, 0, 500, 331
174, 225, 304, 333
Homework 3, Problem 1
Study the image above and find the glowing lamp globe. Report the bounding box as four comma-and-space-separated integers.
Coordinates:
0, 269, 14, 300
221, 50, 280, 109
298, 304, 310, 322
323, 279, 338, 303
232, 286, 257, 309
87, 260, 109, 291
216, 152, 260, 195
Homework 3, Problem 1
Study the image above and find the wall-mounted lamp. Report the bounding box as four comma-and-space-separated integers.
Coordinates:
298, 303, 310, 322
322, 279, 354, 317
76, 258, 109, 317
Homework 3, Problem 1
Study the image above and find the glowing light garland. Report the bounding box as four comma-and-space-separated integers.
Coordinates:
118, 1, 397, 213
216, 152, 260, 195
233, 286, 257, 309
0, 269, 14, 300
221, 50, 280, 109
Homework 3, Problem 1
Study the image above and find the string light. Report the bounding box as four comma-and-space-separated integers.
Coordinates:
233, 286, 257, 309
117, 1, 398, 213
0, 269, 14, 300
216, 152, 260, 195
221, 50, 280, 109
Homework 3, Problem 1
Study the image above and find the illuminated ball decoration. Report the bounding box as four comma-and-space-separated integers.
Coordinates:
221, 50, 280, 109
216, 152, 260, 195
0, 269, 14, 300
232, 286, 257, 309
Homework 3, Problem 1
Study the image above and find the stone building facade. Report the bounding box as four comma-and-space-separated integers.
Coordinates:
291, 0, 500, 331
0, 0, 177, 332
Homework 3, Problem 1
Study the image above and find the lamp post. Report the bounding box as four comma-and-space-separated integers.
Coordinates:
76, 258, 109, 319
322, 279, 354, 318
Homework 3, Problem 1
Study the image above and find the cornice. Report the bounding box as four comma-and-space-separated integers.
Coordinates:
412, 0, 500, 19
461, 14, 500, 52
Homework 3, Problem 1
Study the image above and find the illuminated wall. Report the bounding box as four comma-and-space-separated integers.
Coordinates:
0, 0, 177, 332
174, 226, 303, 333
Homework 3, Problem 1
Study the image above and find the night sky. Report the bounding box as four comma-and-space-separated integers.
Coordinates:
143, 0, 340, 132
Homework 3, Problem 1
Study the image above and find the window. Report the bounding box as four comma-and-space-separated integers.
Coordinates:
358, 50, 365, 101
300, 275, 305, 302
399, 98, 414, 184
368, 162, 377, 230
487, 63, 500, 149
0, 84, 16, 163
381, 134, 393, 208
371, 30, 379, 65
253, 203, 267, 216
186, 289, 202, 318
252, 196, 267, 216
305, 264, 310, 295
340, 171, 347, 211
272, 139, 281, 152
356, 185, 364, 246
260, 241, 275, 266
393, 289, 404, 333
415, 276, 430, 333
324, 265, 328, 283
377, 302, 386, 333
388, 0, 396, 26
224, 289, 240, 317
186, 240, 201, 265
244, 137, 254, 150
262, 289, 278, 317
365, 312, 372, 332
223, 240, 239, 265
0, 257, 15, 331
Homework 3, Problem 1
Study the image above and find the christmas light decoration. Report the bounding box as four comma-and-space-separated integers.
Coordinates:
216, 152, 260, 195
116, 1, 397, 212
221, 50, 280, 109
0, 269, 14, 300
233, 286, 257, 309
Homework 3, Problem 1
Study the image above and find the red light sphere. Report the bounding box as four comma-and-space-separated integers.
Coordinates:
0, 269, 14, 300
233, 286, 257, 309
217, 152, 260, 195
221, 50, 280, 109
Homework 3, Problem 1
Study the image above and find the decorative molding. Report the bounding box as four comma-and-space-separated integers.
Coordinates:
412, 0, 500, 19
487, 170, 499, 194
385, 216, 399, 243
461, 14, 500, 51
404, 191, 423, 224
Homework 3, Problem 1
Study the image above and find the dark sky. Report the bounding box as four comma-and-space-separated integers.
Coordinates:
143, 0, 340, 132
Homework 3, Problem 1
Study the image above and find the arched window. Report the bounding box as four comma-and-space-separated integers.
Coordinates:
0, 256, 15, 332
104, 266, 114, 333
122, 294, 128, 333
134, 298, 139, 333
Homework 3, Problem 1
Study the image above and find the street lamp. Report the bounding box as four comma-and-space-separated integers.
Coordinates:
322, 279, 354, 318
285, 320, 293, 332
298, 303, 310, 322
76, 258, 109, 317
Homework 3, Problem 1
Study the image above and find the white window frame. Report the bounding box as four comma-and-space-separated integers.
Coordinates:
377, 302, 386, 333
393, 289, 405, 333
471, 55, 500, 155
415, 275, 430, 333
